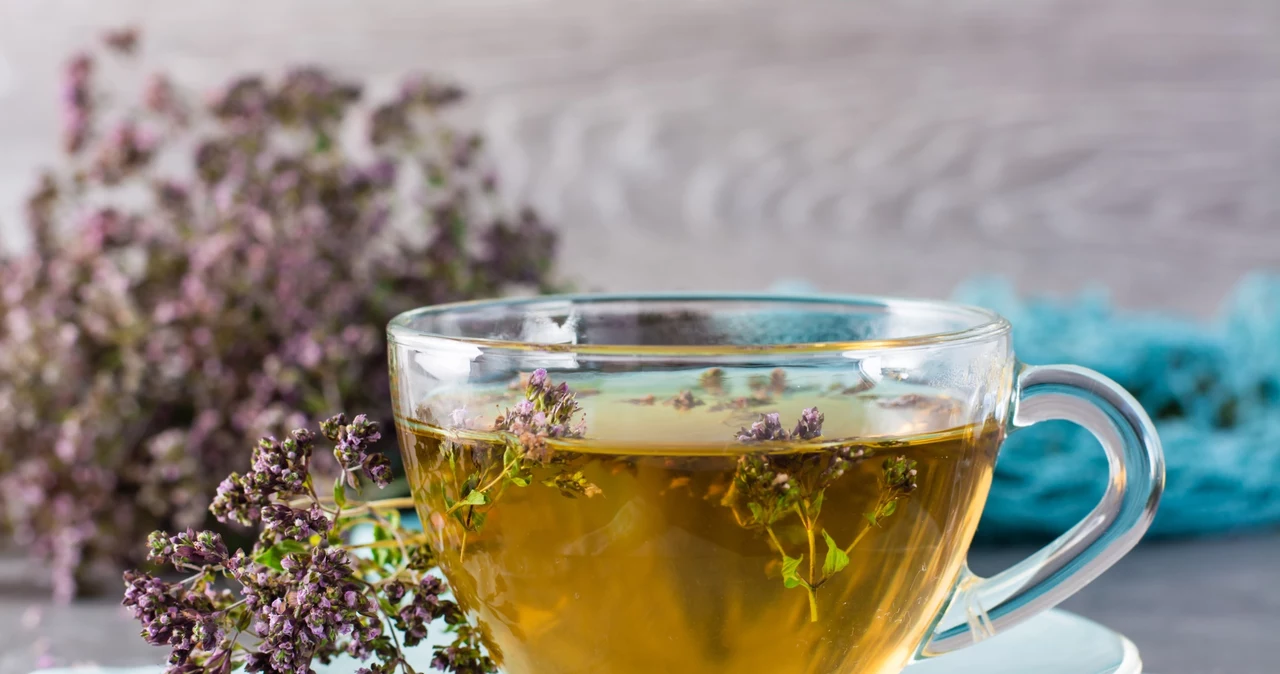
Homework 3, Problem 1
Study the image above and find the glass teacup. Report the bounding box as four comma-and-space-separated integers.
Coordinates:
388, 294, 1163, 674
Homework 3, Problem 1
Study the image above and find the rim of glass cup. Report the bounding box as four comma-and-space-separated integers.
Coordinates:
387, 292, 1011, 356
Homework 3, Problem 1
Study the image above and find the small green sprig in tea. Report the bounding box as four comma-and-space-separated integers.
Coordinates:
123, 414, 497, 674
727, 407, 919, 621
437, 370, 598, 552
865, 456, 919, 526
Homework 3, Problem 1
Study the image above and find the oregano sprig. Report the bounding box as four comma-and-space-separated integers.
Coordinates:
123, 414, 497, 674
727, 407, 920, 622
436, 370, 598, 557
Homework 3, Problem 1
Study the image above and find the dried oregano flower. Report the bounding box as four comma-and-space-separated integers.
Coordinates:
129, 374, 592, 674
727, 407, 918, 621
0, 28, 560, 600
124, 414, 498, 674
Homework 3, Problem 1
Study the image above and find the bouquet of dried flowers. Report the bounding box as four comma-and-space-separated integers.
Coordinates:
126, 412, 497, 674
0, 27, 560, 600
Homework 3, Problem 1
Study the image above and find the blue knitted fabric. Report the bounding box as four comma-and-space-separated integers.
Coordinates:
954, 274, 1280, 539
769, 275, 1280, 539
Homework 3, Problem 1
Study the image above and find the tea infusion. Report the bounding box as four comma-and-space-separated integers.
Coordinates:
399, 369, 1000, 674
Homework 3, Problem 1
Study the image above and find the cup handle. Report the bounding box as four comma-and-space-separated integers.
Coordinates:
920, 363, 1165, 657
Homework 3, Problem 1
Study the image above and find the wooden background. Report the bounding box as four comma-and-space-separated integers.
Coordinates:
1, 0, 1278, 316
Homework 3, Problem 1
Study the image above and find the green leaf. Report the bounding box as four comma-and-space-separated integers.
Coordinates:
879, 500, 897, 519
371, 524, 395, 566
810, 491, 825, 519
821, 530, 850, 576
253, 540, 308, 571
863, 512, 879, 527
332, 476, 347, 509
781, 554, 809, 589
507, 476, 530, 487
747, 502, 765, 523
460, 490, 489, 507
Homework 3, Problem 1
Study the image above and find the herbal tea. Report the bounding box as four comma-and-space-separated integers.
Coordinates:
398, 370, 1000, 674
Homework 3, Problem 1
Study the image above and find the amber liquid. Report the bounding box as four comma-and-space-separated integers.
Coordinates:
398, 381, 1000, 674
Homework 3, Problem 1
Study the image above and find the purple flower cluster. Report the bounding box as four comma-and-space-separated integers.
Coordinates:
147, 529, 229, 568
323, 414, 391, 487
736, 407, 825, 443
0, 28, 561, 599
792, 407, 825, 441
495, 369, 586, 440
430, 624, 497, 674
211, 427, 317, 527
62, 54, 93, 153
261, 504, 331, 541
731, 407, 837, 526
386, 576, 451, 647
250, 429, 316, 497
736, 412, 791, 443
820, 444, 868, 483
122, 571, 227, 673
239, 548, 387, 674
881, 456, 919, 496
125, 416, 497, 674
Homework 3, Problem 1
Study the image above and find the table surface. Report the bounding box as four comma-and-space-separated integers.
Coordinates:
0, 532, 1274, 674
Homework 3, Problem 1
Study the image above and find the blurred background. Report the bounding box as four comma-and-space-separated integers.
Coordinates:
3, 0, 1279, 310
0, 1, 1277, 673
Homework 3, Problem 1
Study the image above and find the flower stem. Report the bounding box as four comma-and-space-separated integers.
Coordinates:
843, 520, 874, 557
474, 455, 519, 495
805, 524, 817, 584
348, 537, 428, 551
765, 526, 785, 554
378, 597, 413, 674
342, 496, 417, 515
793, 504, 818, 586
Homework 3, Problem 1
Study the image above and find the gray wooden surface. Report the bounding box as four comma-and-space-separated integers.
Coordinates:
0, 1, 1278, 672
1, 0, 1279, 314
